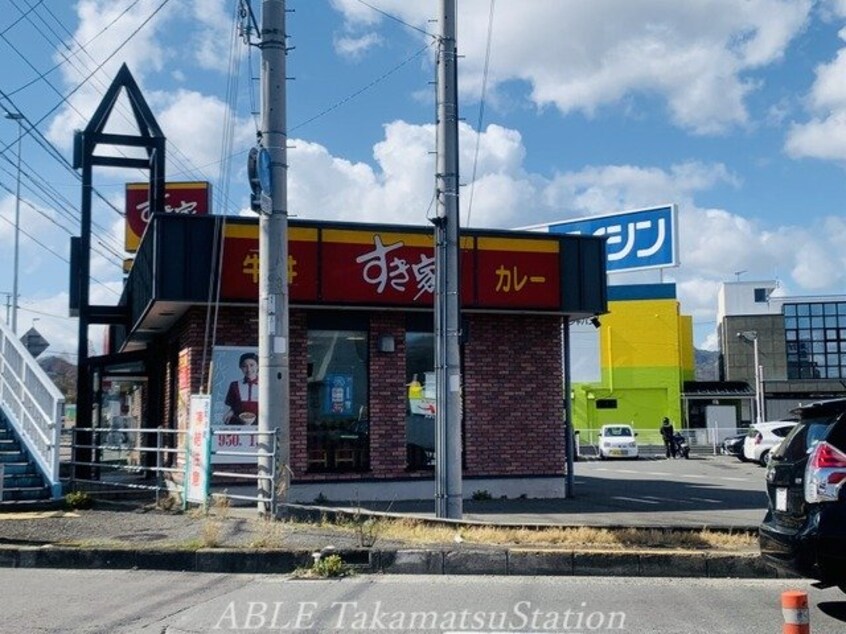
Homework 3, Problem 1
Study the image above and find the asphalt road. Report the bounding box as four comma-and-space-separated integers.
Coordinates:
344, 455, 770, 528
2, 569, 844, 633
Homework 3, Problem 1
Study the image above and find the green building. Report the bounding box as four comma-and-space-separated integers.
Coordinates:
573, 283, 694, 445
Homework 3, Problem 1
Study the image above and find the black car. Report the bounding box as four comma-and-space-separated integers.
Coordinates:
759, 398, 846, 593
721, 433, 746, 459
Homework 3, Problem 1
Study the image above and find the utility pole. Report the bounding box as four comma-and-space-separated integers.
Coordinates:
4, 111, 23, 334
738, 330, 763, 423
434, 0, 462, 519
257, 0, 290, 517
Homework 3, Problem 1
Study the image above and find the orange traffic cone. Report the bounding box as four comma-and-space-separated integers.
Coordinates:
781, 590, 810, 634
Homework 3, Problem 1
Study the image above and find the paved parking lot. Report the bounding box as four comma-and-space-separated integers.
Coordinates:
351, 455, 769, 529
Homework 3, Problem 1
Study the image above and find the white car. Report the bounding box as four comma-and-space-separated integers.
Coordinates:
742, 420, 797, 466
598, 424, 638, 459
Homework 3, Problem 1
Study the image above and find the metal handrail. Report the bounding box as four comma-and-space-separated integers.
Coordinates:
0, 318, 64, 497
63, 426, 280, 512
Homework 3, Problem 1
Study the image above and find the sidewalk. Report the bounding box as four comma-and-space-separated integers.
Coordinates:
0, 501, 779, 580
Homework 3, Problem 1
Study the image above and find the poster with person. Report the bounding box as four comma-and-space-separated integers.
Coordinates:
210, 346, 259, 464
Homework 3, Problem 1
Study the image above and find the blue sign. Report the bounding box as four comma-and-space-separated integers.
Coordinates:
546, 205, 677, 273
258, 148, 272, 194
324, 373, 354, 416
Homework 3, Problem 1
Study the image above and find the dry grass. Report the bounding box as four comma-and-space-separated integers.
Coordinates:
312, 516, 757, 551
248, 519, 288, 549
200, 519, 223, 547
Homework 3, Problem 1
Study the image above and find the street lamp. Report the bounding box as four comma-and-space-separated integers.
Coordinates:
4, 111, 23, 334
737, 330, 763, 423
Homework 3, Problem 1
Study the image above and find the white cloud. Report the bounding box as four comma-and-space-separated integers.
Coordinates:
48, 0, 178, 147
331, 0, 812, 135
335, 33, 383, 59
190, 0, 235, 72
786, 28, 846, 160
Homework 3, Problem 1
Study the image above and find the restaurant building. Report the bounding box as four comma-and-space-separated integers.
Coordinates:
104, 213, 607, 501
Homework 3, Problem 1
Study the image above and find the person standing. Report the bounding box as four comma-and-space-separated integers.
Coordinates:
660, 416, 675, 458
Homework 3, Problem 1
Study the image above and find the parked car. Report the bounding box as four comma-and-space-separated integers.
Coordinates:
759, 398, 846, 594
721, 433, 747, 459
743, 420, 797, 466
597, 424, 638, 459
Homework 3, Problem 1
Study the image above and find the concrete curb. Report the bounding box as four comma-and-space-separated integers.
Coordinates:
0, 545, 780, 579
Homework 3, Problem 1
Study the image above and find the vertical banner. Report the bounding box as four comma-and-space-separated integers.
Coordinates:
185, 394, 211, 505
209, 346, 259, 464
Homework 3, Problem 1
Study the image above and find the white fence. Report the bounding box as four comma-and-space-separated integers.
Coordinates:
576, 426, 749, 457
0, 319, 64, 497
64, 426, 280, 510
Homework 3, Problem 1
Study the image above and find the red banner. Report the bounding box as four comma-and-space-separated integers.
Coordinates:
216, 225, 561, 311
125, 182, 211, 252
476, 237, 560, 309
220, 225, 318, 302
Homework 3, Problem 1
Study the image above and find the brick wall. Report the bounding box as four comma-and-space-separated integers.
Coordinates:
167, 307, 565, 482
463, 313, 565, 476
368, 313, 407, 477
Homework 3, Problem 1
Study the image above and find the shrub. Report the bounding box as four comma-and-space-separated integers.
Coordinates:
65, 490, 93, 510
312, 553, 348, 578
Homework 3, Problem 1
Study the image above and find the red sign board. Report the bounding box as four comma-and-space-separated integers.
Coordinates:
476, 237, 560, 309
217, 224, 562, 311
320, 229, 475, 306
221, 225, 318, 302
125, 182, 211, 252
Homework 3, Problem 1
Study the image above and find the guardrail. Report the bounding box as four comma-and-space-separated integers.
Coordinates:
63, 426, 279, 509
0, 319, 64, 497
576, 426, 750, 457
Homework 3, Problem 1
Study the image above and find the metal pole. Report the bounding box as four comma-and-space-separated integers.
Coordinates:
563, 320, 574, 498
752, 332, 764, 423
434, 0, 462, 519
258, 0, 290, 518
4, 112, 23, 334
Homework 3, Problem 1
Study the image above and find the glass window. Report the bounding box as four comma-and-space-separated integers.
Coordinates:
811, 316, 824, 329
812, 330, 825, 342
839, 316, 846, 328
306, 329, 370, 473
784, 304, 797, 317
784, 317, 797, 329
797, 304, 810, 317
811, 304, 824, 316
825, 303, 838, 316
826, 329, 839, 341
825, 316, 838, 328
785, 330, 797, 341
798, 317, 811, 329
754, 288, 768, 303
839, 303, 846, 314
827, 341, 839, 353
406, 332, 435, 470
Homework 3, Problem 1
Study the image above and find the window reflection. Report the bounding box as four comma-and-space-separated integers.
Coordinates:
406, 332, 435, 470
785, 302, 846, 379
306, 330, 370, 472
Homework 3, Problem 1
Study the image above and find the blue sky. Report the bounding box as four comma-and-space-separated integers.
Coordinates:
2, 0, 846, 358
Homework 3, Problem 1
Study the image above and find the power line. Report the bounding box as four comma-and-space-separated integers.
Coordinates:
0, 201, 120, 296
290, 41, 436, 133
0, 0, 44, 37
6, 0, 143, 97
465, 0, 495, 229
353, 0, 437, 39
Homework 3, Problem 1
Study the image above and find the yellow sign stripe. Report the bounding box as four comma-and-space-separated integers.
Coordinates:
224, 225, 318, 241
476, 237, 559, 253
126, 182, 209, 190
323, 228, 433, 247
